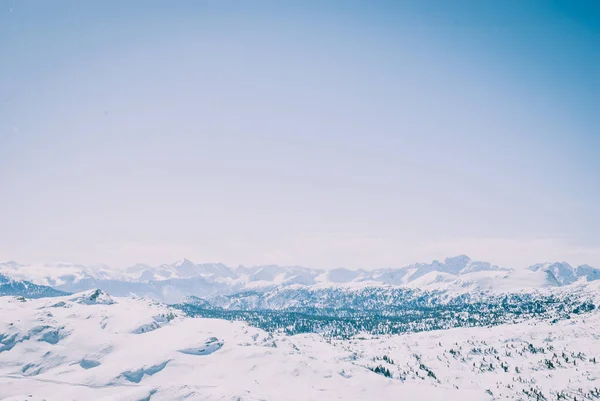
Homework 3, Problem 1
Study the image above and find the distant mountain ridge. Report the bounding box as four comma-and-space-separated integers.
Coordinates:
0, 272, 68, 298
1, 256, 599, 303
529, 262, 600, 285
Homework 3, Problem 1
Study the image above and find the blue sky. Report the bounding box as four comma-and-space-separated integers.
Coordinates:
0, 1, 598, 269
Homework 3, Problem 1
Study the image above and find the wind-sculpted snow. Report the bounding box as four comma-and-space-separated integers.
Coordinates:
132, 312, 177, 334
118, 360, 170, 383
79, 358, 101, 369
178, 337, 224, 356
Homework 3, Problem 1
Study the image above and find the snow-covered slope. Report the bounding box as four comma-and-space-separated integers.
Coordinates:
2, 256, 599, 303
1, 291, 599, 400
0, 291, 486, 401
331, 310, 600, 401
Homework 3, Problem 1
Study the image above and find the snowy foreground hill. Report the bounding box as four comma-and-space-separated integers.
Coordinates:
1, 290, 600, 401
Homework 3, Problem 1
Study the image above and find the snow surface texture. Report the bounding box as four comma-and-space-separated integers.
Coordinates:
0, 291, 487, 401
1, 291, 599, 401
1, 256, 598, 303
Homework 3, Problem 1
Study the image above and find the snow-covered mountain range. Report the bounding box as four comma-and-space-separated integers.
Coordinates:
2, 256, 600, 400
1, 256, 598, 303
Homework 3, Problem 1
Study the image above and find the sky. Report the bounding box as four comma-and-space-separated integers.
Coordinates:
0, 1, 599, 270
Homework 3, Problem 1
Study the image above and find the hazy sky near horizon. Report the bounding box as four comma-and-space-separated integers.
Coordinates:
1, 1, 599, 269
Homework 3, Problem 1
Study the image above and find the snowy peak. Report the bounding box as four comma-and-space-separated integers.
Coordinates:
576, 264, 600, 282
528, 262, 600, 285
235, 264, 322, 286
443, 254, 472, 273
70, 289, 115, 305
172, 258, 199, 277
407, 254, 507, 282
124, 259, 237, 281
